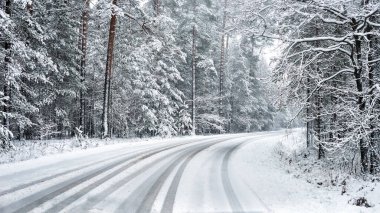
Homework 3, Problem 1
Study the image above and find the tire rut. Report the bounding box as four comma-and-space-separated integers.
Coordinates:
0, 146, 155, 197
221, 142, 246, 212
160, 145, 206, 213
162, 136, 258, 213
44, 137, 230, 212
72, 138, 227, 212
221, 135, 273, 213
1, 141, 197, 213
132, 142, 220, 213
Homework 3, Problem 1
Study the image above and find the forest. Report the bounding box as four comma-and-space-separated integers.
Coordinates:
1, 0, 379, 175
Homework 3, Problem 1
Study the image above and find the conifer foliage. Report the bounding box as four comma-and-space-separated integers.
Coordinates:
0, 0, 275, 148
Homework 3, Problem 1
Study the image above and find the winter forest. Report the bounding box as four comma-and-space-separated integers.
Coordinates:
1, 0, 380, 176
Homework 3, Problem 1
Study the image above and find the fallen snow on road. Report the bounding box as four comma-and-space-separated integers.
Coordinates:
0, 130, 378, 213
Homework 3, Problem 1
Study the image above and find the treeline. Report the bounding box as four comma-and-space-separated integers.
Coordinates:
240, 0, 379, 174
0, 0, 275, 149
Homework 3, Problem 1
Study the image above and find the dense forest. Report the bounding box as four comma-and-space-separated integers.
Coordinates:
0, 0, 276, 140
1, 0, 380, 174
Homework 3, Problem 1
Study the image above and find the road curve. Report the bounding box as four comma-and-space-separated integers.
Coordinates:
0, 134, 271, 213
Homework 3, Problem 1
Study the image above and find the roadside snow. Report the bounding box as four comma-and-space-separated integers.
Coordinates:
0, 135, 205, 164
272, 128, 379, 212
1, 129, 378, 212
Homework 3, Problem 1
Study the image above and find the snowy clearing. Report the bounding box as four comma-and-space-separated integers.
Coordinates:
0, 129, 377, 212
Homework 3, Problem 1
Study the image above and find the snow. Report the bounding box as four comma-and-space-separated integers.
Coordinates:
0, 136, 205, 164
0, 130, 378, 212
274, 129, 380, 212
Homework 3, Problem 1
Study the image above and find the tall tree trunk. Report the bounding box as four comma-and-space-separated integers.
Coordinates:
366, 20, 376, 173
107, 78, 113, 137
79, 0, 90, 134
218, 0, 228, 122
306, 77, 312, 149
191, 25, 196, 135
102, 0, 117, 138
225, 35, 230, 133
351, 18, 368, 172
1, 0, 12, 149
316, 89, 324, 159
3, 0, 12, 132
314, 23, 324, 158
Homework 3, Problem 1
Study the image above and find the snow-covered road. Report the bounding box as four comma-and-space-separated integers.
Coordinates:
0, 130, 371, 213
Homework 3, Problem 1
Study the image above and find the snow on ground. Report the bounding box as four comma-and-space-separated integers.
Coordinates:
0, 135, 207, 164
273, 128, 380, 212
0, 129, 378, 212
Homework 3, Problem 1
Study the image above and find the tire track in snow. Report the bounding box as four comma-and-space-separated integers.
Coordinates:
122, 135, 256, 213
133, 142, 221, 213
221, 141, 246, 212
0, 145, 157, 197
44, 141, 202, 213
221, 134, 276, 213
223, 134, 276, 213
77, 137, 231, 213
160, 145, 206, 213
44, 136, 235, 213
162, 135, 259, 213
1, 139, 204, 213
0, 145, 136, 180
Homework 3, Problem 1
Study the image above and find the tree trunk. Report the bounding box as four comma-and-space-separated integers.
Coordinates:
314, 23, 324, 158
107, 78, 113, 137
102, 0, 117, 138
218, 0, 228, 121
1, 0, 12, 149
351, 18, 368, 172
3, 0, 12, 130
191, 25, 196, 135
306, 77, 312, 149
366, 21, 376, 173
316, 88, 324, 159
79, 0, 90, 134
225, 35, 230, 133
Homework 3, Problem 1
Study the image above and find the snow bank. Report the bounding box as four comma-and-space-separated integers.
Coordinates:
0, 136, 202, 165
276, 128, 380, 212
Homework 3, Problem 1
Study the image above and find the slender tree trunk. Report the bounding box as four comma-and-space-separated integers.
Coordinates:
79, 0, 90, 134
1, 0, 12, 149
219, 0, 228, 122
90, 72, 96, 137
3, 0, 12, 132
330, 70, 337, 143
351, 19, 368, 172
314, 23, 324, 158
102, 0, 117, 138
316, 89, 324, 159
306, 77, 312, 149
191, 25, 196, 135
225, 35, 230, 133
107, 78, 113, 137
366, 22, 376, 173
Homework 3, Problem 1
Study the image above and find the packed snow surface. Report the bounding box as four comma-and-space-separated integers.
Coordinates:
0, 130, 377, 212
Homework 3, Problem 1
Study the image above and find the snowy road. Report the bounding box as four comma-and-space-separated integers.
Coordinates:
0, 130, 366, 213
